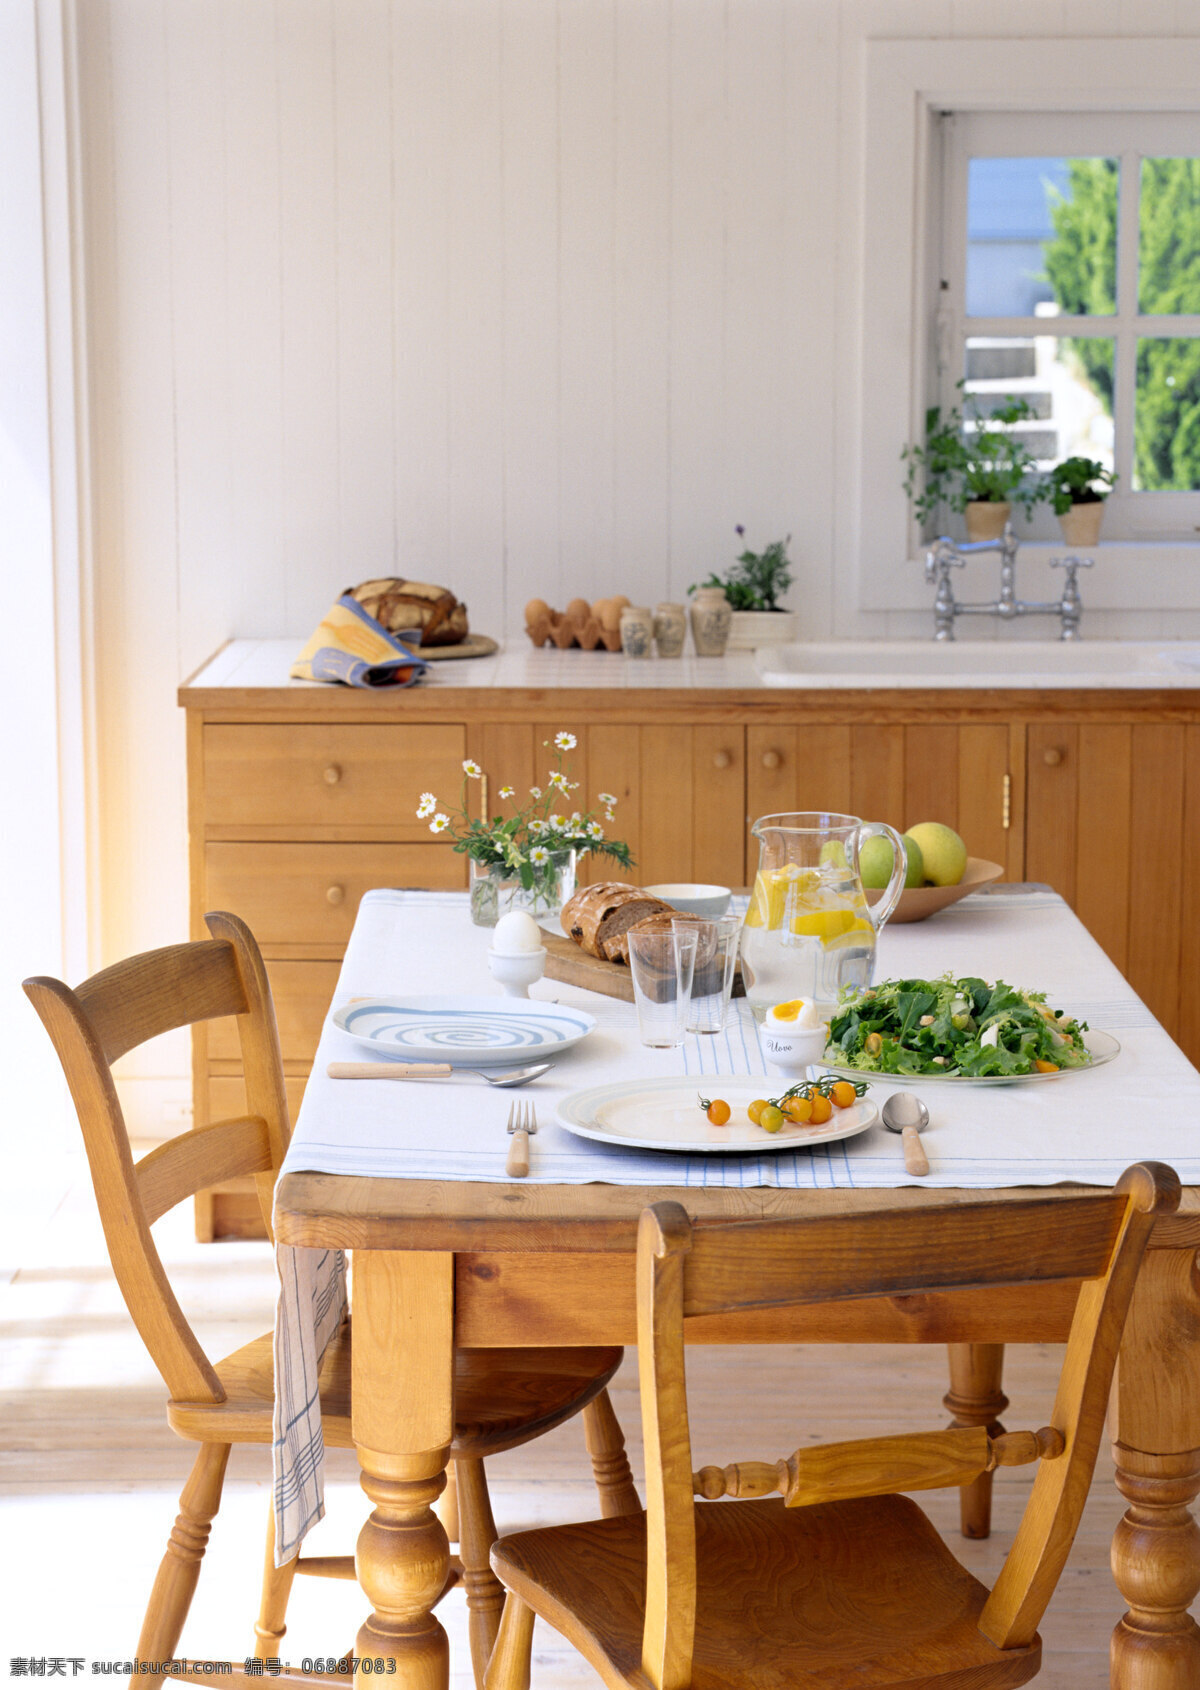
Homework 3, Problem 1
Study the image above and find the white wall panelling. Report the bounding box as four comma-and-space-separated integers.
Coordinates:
50, 2, 1200, 1119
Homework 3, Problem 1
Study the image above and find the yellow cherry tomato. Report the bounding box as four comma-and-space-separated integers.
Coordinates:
808, 1093, 833, 1126
759, 1105, 785, 1134
829, 1080, 858, 1110
747, 1098, 768, 1125
705, 1098, 731, 1125
782, 1095, 813, 1123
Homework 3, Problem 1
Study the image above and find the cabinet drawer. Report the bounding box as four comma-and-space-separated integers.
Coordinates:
203, 723, 465, 830
207, 959, 340, 1063
205, 842, 464, 946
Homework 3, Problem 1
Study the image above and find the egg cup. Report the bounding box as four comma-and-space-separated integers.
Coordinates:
759, 1022, 830, 1078
488, 947, 548, 998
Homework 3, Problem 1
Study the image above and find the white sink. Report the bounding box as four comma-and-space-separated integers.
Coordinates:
755, 640, 1200, 689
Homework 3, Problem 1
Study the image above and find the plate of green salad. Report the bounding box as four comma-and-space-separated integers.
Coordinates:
820, 976, 1119, 1082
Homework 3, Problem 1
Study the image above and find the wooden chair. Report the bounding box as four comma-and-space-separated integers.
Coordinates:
484, 1167, 1179, 1690
24, 911, 638, 1687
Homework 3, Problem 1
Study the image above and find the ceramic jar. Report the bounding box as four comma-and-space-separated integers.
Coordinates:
619, 605, 655, 658
653, 602, 687, 659
689, 587, 732, 657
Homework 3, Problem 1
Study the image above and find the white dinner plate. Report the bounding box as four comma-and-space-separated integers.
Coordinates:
556, 1077, 878, 1156
818, 1027, 1120, 1085
332, 996, 595, 1066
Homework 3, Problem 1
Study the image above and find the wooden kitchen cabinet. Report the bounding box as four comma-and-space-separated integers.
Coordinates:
745, 722, 1019, 877
182, 643, 1200, 1236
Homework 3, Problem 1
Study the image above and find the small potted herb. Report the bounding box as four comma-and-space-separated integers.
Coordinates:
1044, 456, 1115, 548
691, 528, 797, 650
902, 388, 1043, 543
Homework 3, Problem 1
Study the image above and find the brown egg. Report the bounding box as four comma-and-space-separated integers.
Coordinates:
525, 598, 551, 624
565, 597, 591, 623
591, 597, 612, 621
598, 600, 622, 631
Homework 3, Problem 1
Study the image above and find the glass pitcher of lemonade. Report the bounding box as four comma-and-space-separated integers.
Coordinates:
740, 812, 907, 1019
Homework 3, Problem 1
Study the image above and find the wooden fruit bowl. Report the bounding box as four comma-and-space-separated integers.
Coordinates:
865, 857, 1005, 924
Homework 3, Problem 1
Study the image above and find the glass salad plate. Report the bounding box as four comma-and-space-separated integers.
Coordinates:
332, 996, 595, 1066
817, 1027, 1120, 1085
556, 1077, 878, 1155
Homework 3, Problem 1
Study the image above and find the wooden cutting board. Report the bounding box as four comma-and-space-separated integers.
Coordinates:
542, 930, 746, 1002
542, 931, 635, 1000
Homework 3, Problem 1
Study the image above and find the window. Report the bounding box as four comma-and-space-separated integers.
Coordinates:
940, 111, 1200, 542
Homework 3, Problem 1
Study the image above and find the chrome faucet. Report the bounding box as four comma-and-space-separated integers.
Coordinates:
923, 525, 1092, 641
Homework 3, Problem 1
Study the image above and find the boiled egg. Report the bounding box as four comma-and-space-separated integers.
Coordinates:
491, 910, 544, 955
765, 998, 821, 1030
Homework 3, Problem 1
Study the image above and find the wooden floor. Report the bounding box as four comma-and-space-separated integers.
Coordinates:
3, 1150, 1189, 1687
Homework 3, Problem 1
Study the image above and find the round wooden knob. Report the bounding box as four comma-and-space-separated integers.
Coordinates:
1043, 747, 1064, 766
713, 749, 733, 770
323, 764, 342, 785
762, 749, 782, 771
326, 884, 345, 906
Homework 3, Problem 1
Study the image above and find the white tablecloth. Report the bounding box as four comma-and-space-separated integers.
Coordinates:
271, 885, 1200, 1560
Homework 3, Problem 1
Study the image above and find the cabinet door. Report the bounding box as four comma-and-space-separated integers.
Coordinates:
638, 725, 745, 888
746, 722, 1015, 876
1025, 720, 1187, 1047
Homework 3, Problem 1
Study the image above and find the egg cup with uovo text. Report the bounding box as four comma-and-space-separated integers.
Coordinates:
759, 999, 829, 1076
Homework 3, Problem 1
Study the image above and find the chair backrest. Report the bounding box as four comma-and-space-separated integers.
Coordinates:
635, 1166, 1179, 1690
23, 911, 290, 1406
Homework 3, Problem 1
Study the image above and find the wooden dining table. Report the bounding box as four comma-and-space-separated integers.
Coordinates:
272, 889, 1200, 1690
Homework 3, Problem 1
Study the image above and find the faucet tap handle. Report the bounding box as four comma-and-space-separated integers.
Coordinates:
924, 540, 966, 584
1051, 553, 1094, 574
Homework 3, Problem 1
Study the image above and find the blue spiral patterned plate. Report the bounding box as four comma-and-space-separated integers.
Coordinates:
332, 995, 596, 1065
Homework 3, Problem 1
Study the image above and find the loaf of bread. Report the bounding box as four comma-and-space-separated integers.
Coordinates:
560, 882, 672, 964
348, 578, 469, 647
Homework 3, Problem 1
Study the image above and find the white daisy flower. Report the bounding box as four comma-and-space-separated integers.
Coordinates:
604, 809, 614, 821
570, 811, 582, 823
462, 759, 483, 779
588, 821, 605, 839
548, 770, 569, 791
499, 785, 515, 799
597, 792, 617, 806
429, 813, 450, 833
416, 793, 437, 818
554, 732, 577, 751
528, 817, 547, 835
530, 845, 551, 866
547, 814, 566, 831
529, 786, 542, 799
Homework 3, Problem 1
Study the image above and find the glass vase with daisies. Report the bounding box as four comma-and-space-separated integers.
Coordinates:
416, 732, 634, 927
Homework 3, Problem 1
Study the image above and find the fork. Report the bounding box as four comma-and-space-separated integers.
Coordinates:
506, 1099, 537, 1178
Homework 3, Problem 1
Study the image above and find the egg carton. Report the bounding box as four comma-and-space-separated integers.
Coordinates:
524, 596, 629, 651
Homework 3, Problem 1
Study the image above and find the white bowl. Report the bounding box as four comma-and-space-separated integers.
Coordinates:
642, 882, 732, 917
758, 1022, 829, 1077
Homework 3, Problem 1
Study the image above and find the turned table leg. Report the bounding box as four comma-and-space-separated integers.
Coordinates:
1110, 1243, 1200, 1690
945, 1342, 1008, 1539
353, 1250, 455, 1690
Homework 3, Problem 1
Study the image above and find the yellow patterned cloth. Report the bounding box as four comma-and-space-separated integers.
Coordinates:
291, 593, 429, 688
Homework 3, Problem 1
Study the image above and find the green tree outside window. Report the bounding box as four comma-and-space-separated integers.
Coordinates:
1042, 156, 1200, 490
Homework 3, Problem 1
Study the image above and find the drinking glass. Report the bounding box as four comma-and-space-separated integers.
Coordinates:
674, 915, 740, 1034
627, 924, 699, 1048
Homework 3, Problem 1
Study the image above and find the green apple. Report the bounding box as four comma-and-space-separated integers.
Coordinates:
905, 821, 967, 887
818, 840, 848, 869
859, 833, 925, 890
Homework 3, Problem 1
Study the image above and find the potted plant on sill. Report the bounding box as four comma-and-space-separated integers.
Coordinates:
1045, 456, 1115, 548
691, 528, 797, 651
902, 389, 1042, 543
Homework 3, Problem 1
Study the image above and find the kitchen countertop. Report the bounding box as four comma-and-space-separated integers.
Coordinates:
182, 637, 1200, 697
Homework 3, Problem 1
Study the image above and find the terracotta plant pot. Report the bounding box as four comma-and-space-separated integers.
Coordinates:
1057, 501, 1105, 548
964, 501, 1010, 542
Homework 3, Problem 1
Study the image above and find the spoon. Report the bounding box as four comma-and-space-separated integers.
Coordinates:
327, 1060, 552, 1087
881, 1090, 931, 1176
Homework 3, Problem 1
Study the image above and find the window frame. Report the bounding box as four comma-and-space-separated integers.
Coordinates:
848, 38, 1200, 627
941, 109, 1200, 544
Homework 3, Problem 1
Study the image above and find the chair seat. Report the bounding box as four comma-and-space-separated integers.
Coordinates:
168, 1327, 622, 1457
491, 1496, 1042, 1690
